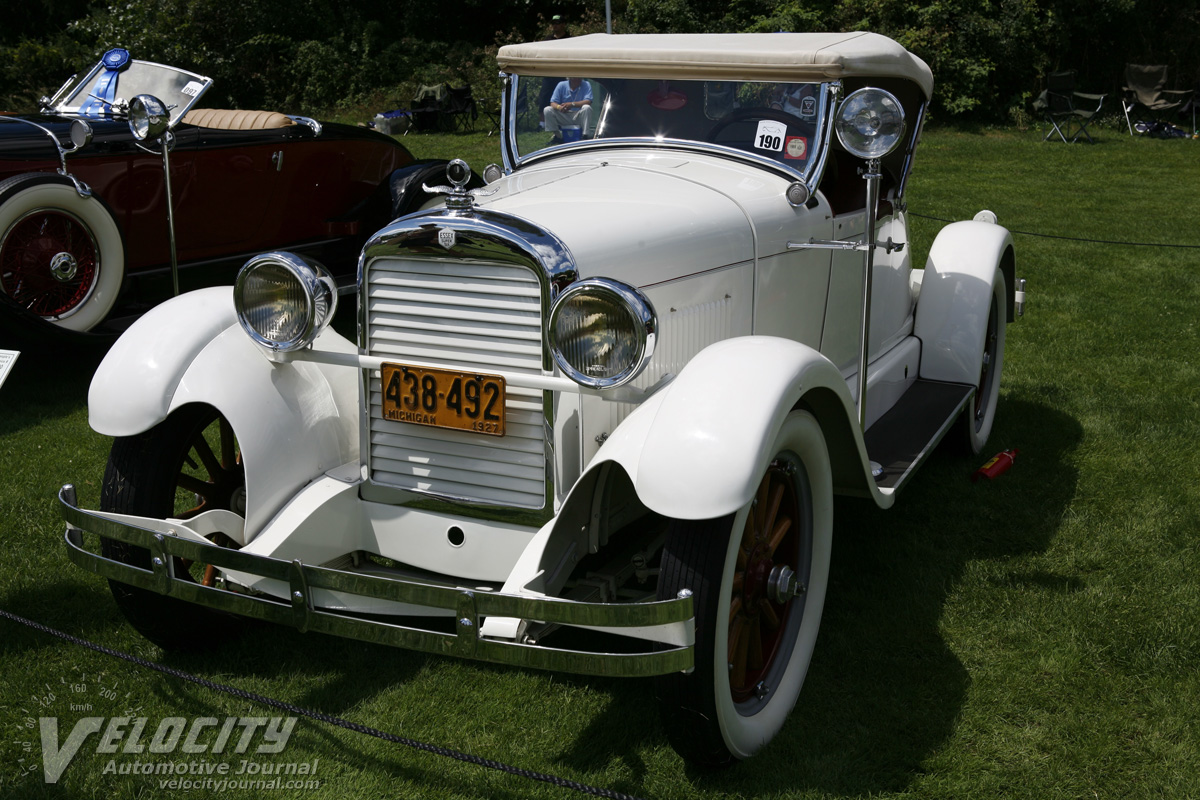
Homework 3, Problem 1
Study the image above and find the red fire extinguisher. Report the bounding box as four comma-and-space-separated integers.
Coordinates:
972, 448, 1018, 482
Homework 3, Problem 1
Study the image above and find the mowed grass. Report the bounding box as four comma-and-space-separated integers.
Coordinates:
2, 122, 1199, 799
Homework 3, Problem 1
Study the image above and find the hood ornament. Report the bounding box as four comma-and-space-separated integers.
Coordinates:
422, 158, 497, 212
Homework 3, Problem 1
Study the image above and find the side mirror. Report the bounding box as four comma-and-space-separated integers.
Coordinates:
68, 119, 93, 151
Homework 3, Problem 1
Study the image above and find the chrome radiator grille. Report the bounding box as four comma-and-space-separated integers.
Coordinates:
365, 256, 547, 509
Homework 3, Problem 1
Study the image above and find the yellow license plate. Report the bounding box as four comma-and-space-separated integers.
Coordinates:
380, 363, 506, 436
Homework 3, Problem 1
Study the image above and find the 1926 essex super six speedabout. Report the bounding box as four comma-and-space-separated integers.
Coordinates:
0, 49, 449, 337
62, 32, 1025, 766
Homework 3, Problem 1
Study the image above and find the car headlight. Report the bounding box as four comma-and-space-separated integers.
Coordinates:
835, 87, 905, 160
548, 278, 656, 389
234, 252, 338, 352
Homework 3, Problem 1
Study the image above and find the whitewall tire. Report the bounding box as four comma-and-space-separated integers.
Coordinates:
0, 173, 125, 331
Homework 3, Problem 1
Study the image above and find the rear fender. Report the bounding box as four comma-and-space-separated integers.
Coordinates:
914, 220, 1014, 385
89, 287, 359, 536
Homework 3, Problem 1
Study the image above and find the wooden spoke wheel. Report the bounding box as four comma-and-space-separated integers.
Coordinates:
656, 410, 833, 766
100, 404, 246, 649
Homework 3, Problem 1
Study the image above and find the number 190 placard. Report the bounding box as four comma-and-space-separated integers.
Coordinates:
754, 120, 788, 152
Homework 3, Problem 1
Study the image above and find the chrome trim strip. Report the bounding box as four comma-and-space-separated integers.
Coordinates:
357, 208, 579, 307
285, 115, 322, 136
548, 278, 658, 389
61, 489, 694, 677
501, 75, 841, 193
895, 100, 927, 206
0, 116, 90, 186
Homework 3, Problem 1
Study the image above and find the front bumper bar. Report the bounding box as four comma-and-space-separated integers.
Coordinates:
60, 486, 694, 678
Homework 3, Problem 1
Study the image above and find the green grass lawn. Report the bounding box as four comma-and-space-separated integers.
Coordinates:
2, 122, 1199, 799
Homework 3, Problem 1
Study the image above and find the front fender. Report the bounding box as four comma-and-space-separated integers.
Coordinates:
89, 287, 359, 536
594, 336, 871, 520
914, 220, 1014, 385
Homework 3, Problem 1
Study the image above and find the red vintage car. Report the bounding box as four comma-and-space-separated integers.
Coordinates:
0, 48, 444, 338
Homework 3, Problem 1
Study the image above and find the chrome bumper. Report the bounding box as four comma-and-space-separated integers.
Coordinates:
60, 486, 694, 678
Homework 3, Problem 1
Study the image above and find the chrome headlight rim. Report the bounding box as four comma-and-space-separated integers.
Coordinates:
234, 251, 338, 353
834, 87, 906, 161
128, 93, 170, 141
548, 277, 657, 390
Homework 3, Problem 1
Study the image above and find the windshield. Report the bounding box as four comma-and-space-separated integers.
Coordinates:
49, 50, 213, 127
508, 75, 832, 177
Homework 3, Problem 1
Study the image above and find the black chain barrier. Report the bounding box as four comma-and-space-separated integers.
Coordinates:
909, 211, 1200, 249
0, 608, 647, 800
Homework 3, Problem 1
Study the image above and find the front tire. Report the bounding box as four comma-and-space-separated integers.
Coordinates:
656, 410, 833, 766
0, 173, 125, 331
100, 404, 246, 650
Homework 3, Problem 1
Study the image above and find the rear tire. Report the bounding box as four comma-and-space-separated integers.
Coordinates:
101, 404, 246, 650
960, 272, 1006, 454
656, 410, 833, 766
0, 174, 124, 331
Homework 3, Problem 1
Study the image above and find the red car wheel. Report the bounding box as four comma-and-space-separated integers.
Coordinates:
0, 174, 125, 331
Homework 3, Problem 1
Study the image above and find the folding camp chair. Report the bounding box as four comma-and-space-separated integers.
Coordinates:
411, 83, 448, 132
1033, 71, 1106, 143
443, 86, 479, 132
1122, 64, 1193, 135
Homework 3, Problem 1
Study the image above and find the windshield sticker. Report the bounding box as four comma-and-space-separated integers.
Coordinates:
181, 81, 204, 97
754, 120, 787, 152
784, 136, 809, 160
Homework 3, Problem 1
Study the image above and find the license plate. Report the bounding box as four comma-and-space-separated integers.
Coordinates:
380, 363, 506, 436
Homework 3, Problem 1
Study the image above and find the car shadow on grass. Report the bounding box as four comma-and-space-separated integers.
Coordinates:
549, 392, 1082, 795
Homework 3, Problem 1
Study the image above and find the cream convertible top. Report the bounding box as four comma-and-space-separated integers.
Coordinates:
497, 32, 933, 99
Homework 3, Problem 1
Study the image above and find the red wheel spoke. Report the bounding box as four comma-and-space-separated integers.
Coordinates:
760, 600, 780, 630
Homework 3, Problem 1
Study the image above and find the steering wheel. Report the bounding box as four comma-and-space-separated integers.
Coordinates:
706, 107, 803, 145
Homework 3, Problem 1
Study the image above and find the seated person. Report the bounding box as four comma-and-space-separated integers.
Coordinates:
544, 78, 593, 139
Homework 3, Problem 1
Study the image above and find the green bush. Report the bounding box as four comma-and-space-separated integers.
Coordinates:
2, 0, 1198, 121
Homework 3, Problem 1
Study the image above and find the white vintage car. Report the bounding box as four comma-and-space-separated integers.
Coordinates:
62, 32, 1024, 766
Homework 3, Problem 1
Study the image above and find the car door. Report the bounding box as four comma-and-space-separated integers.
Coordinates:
170, 125, 287, 260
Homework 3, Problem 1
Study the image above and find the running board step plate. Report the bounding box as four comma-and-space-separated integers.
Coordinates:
864, 379, 974, 491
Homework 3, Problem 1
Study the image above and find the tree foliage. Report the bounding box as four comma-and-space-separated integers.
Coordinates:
2, 0, 1198, 121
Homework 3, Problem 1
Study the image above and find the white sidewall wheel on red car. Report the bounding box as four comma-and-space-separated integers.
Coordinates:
961, 271, 1007, 455
0, 173, 125, 331
656, 409, 833, 766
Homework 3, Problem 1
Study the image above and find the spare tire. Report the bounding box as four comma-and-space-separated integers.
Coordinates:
0, 173, 125, 332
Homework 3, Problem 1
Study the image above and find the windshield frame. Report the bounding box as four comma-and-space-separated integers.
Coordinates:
500, 73, 839, 185
46, 56, 213, 128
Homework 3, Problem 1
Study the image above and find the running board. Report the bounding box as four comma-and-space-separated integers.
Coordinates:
864, 379, 974, 492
